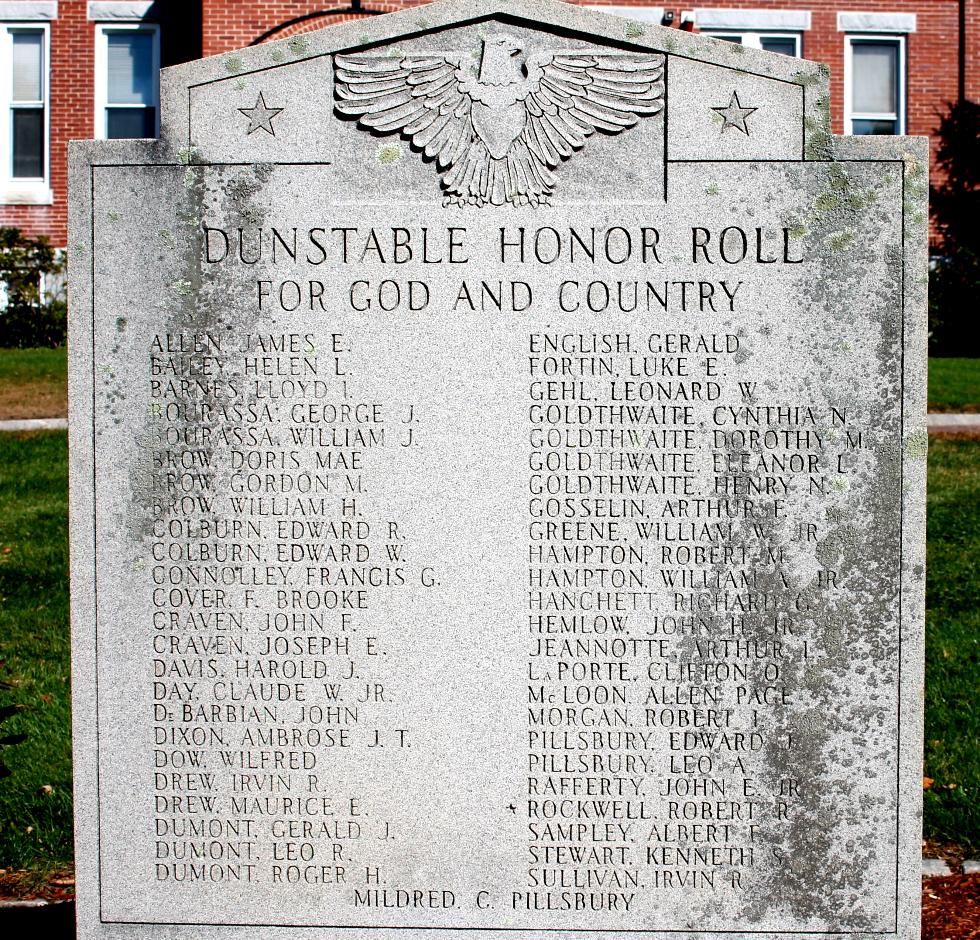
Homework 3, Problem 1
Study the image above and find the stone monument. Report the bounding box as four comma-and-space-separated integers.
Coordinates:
68, 1, 928, 936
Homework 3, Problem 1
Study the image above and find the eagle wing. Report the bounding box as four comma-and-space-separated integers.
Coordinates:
442, 50, 664, 205
334, 52, 474, 170
334, 49, 664, 206
520, 51, 664, 167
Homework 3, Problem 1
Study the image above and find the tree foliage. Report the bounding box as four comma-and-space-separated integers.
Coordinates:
929, 100, 980, 356
0, 227, 66, 348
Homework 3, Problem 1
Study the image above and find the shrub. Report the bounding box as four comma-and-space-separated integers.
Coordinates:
0, 299, 67, 349
0, 227, 66, 349
929, 100, 980, 357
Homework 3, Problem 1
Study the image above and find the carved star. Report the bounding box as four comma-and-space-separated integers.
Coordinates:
238, 92, 283, 136
712, 91, 757, 135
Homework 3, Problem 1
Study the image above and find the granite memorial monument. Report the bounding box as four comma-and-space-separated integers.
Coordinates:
68, 1, 928, 937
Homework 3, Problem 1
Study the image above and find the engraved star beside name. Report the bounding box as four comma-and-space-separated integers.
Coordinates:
712, 91, 758, 135
238, 92, 284, 136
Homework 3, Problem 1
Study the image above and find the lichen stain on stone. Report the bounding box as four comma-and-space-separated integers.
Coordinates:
904, 428, 928, 459
225, 56, 244, 74
733, 335, 752, 365
798, 164, 894, 261
793, 69, 820, 88
786, 221, 807, 240
270, 47, 285, 63
377, 143, 403, 166
738, 160, 906, 931
902, 150, 925, 180
287, 35, 310, 55
126, 161, 220, 543
623, 21, 645, 39
804, 128, 833, 161
803, 96, 833, 161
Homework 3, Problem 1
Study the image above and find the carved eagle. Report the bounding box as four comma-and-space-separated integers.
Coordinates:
334, 35, 664, 206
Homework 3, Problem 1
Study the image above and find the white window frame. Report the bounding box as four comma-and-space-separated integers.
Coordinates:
702, 30, 803, 56
844, 33, 906, 136
94, 21, 160, 140
0, 22, 52, 205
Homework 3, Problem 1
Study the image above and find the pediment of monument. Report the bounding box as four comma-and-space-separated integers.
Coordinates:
154, 0, 826, 204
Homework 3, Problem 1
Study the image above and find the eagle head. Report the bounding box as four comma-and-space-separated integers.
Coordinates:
489, 34, 523, 57
478, 34, 526, 86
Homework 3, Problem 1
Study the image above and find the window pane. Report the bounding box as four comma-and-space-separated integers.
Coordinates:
12, 108, 44, 177
12, 32, 43, 102
852, 42, 898, 114
761, 37, 797, 57
852, 118, 898, 135
106, 107, 156, 139
106, 32, 153, 105
715, 34, 742, 44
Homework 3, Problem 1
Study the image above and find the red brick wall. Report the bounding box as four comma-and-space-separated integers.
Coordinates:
0, 0, 200, 247
968, 0, 980, 100
1, 0, 92, 245
202, 1, 411, 52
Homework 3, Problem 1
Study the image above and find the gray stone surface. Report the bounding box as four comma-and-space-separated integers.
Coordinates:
67, 1, 928, 937
921, 858, 952, 878
964, 860, 980, 874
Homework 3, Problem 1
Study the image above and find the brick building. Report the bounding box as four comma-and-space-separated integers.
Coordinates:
1, 0, 977, 250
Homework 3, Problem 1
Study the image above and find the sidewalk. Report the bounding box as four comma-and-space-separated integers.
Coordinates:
0, 417, 67, 431
928, 413, 980, 434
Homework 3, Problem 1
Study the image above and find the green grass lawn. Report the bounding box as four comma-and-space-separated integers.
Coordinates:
923, 436, 980, 855
929, 358, 980, 413
0, 347, 67, 420
0, 431, 976, 892
0, 431, 72, 889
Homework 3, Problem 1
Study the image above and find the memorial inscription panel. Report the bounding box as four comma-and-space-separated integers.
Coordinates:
68, 2, 928, 938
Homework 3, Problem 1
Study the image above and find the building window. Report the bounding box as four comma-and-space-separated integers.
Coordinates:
703, 31, 802, 56
95, 24, 160, 139
845, 36, 905, 135
1, 24, 50, 200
